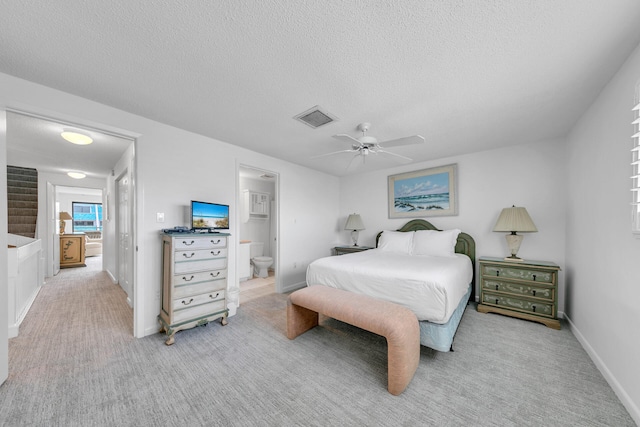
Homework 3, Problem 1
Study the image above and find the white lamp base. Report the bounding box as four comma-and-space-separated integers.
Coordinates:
351, 230, 360, 246
504, 233, 524, 261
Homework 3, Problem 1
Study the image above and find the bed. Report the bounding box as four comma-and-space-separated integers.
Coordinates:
305, 219, 476, 352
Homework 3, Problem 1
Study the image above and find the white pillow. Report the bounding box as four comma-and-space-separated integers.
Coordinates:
412, 229, 461, 257
377, 231, 414, 254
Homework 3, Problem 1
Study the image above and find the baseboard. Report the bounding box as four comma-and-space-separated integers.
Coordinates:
281, 281, 306, 294
105, 269, 117, 284
565, 314, 640, 425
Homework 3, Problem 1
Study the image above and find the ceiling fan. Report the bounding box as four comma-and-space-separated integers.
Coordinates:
313, 122, 425, 168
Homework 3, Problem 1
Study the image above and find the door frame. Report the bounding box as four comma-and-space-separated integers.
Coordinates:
237, 163, 280, 294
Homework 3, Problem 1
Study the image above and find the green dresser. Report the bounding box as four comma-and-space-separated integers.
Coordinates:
477, 257, 560, 329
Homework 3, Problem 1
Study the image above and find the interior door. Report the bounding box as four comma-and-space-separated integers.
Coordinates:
116, 171, 132, 304
48, 182, 60, 275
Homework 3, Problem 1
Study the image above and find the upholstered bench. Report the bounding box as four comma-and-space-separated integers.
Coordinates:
287, 285, 420, 395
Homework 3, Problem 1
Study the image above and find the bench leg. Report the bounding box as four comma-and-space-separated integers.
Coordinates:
287, 301, 319, 339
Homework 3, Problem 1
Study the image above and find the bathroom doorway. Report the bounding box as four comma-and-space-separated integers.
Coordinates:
238, 165, 279, 304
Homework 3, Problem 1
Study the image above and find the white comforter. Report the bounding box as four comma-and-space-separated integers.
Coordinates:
305, 249, 473, 324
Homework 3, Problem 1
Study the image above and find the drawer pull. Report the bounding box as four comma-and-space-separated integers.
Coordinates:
532, 305, 536, 312
210, 271, 221, 278
495, 284, 499, 290
181, 298, 194, 306
182, 275, 195, 282
495, 298, 499, 304
211, 239, 221, 244
532, 274, 537, 281
496, 270, 500, 277
209, 292, 220, 299
211, 250, 221, 256
532, 290, 536, 297
182, 240, 196, 246
182, 252, 196, 259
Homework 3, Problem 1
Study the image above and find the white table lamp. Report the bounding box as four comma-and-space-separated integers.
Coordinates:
344, 214, 365, 246
493, 206, 537, 261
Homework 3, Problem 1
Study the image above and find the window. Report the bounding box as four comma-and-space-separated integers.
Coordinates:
72, 202, 103, 232
632, 91, 640, 235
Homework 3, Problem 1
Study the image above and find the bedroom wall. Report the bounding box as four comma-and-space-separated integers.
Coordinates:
338, 139, 568, 312
0, 72, 341, 340
565, 42, 640, 422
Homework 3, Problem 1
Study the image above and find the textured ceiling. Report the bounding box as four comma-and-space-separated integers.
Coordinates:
2, 1, 640, 177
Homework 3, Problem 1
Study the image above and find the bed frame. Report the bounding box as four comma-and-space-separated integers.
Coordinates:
375, 219, 476, 352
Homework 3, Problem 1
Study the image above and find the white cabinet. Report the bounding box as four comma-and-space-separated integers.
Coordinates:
158, 232, 230, 345
242, 190, 269, 222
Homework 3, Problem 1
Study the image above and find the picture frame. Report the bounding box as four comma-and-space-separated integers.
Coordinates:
388, 164, 458, 218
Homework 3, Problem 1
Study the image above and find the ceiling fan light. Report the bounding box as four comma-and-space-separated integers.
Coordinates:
67, 171, 86, 179
61, 129, 93, 145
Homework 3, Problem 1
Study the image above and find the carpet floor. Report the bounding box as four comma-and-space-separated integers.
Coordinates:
0, 257, 634, 426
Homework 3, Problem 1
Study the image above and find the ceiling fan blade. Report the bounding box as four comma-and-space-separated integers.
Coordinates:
378, 135, 425, 148
377, 149, 413, 163
346, 153, 363, 171
332, 134, 361, 144
311, 149, 357, 159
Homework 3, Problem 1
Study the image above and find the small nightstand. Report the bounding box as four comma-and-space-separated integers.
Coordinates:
333, 246, 374, 256
477, 256, 560, 329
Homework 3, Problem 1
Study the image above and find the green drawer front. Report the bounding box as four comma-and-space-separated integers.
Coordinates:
481, 265, 555, 284
482, 279, 554, 301
482, 292, 555, 317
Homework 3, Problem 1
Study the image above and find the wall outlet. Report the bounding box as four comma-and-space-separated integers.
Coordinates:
156, 212, 165, 223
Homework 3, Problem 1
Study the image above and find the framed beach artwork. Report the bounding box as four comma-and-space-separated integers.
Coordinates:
388, 164, 458, 218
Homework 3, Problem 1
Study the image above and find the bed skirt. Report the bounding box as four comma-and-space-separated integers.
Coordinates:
419, 283, 471, 352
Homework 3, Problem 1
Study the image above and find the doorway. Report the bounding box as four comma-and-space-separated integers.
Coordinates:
238, 165, 279, 304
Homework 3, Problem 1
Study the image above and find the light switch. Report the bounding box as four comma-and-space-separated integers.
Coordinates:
156, 212, 165, 223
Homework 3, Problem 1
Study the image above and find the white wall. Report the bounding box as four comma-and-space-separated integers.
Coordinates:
565, 43, 640, 423
339, 139, 568, 310
0, 72, 341, 339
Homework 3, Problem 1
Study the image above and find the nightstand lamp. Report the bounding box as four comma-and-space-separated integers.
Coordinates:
59, 211, 73, 235
345, 213, 365, 246
493, 205, 537, 261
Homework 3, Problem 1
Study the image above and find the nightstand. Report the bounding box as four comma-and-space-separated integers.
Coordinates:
333, 246, 374, 256
477, 257, 560, 329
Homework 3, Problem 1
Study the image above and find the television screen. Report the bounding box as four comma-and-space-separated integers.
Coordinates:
191, 201, 229, 230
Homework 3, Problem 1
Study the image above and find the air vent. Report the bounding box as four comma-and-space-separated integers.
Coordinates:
293, 105, 338, 129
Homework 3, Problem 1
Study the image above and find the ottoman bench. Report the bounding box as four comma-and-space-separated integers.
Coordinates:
287, 285, 420, 395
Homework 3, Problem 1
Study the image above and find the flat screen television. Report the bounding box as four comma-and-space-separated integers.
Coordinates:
191, 200, 229, 231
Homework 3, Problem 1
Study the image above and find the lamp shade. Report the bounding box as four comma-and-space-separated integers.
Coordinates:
59, 211, 73, 220
493, 206, 537, 233
344, 214, 365, 231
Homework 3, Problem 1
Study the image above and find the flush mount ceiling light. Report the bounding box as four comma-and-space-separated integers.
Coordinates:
61, 128, 93, 145
67, 171, 86, 179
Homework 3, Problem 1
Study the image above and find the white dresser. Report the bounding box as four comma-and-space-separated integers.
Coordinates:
159, 232, 230, 345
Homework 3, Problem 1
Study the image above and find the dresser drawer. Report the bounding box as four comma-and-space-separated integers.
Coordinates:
174, 236, 227, 250
482, 292, 555, 317
175, 248, 228, 262
482, 279, 554, 301
481, 264, 555, 284
173, 290, 226, 311
174, 279, 226, 299
174, 258, 227, 274
172, 269, 227, 287
173, 299, 227, 323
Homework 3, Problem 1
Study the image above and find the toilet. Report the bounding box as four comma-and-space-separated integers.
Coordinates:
250, 242, 273, 278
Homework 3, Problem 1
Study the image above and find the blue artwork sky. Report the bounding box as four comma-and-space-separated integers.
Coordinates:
394, 172, 449, 198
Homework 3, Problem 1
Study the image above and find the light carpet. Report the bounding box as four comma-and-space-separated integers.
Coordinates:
0, 258, 634, 426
